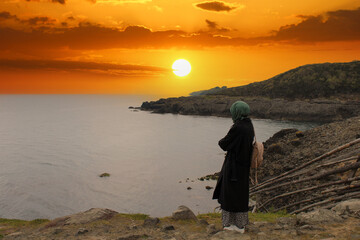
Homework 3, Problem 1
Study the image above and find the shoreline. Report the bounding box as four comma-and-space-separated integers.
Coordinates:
141, 96, 360, 123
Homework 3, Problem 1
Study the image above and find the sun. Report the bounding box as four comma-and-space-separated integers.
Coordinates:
172, 59, 191, 77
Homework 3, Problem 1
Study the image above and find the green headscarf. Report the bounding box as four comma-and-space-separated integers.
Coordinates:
230, 101, 250, 122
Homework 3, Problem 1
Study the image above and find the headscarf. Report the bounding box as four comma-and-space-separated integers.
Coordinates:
230, 101, 250, 122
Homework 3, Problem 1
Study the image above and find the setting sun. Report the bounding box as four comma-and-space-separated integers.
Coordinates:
172, 59, 191, 77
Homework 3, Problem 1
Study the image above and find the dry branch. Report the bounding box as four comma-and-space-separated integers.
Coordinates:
251, 138, 360, 191
257, 176, 360, 210
253, 155, 358, 190
290, 191, 360, 214
321, 183, 360, 194
251, 162, 360, 196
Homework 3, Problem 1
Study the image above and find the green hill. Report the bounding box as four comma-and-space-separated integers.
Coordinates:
211, 61, 360, 100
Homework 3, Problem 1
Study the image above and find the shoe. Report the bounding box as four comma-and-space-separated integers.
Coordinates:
223, 226, 233, 231
223, 225, 245, 233
231, 225, 245, 233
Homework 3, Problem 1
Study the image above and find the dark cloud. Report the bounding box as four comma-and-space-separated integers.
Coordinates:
206, 19, 217, 29
270, 7, 360, 42
0, 7, 359, 55
22, 16, 57, 25
0, 12, 57, 26
205, 19, 230, 32
0, 59, 168, 76
25, 0, 66, 4
195, 1, 236, 12
0, 11, 19, 21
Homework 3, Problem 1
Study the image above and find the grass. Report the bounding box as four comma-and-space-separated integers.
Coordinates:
0, 218, 49, 227
197, 210, 293, 223
116, 213, 149, 220
249, 210, 292, 223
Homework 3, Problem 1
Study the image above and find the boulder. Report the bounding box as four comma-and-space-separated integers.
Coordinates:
45, 208, 118, 228
296, 208, 343, 225
143, 217, 160, 227
332, 199, 360, 217
172, 205, 198, 221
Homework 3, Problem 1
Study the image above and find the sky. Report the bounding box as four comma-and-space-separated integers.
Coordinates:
0, 0, 359, 96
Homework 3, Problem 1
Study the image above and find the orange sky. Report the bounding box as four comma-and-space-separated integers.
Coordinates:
0, 0, 359, 96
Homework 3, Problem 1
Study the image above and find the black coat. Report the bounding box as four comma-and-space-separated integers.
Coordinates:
212, 118, 254, 212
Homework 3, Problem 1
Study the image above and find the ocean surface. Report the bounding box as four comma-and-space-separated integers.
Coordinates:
0, 95, 319, 220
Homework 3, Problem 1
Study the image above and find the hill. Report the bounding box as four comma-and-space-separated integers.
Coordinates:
141, 61, 360, 122
190, 86, 227, 96
211, 61, 360, 100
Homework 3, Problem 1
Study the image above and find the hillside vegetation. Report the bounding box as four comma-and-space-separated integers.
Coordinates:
211, 61, 360, 100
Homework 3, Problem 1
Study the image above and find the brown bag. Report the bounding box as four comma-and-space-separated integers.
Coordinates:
251, 139, 264, 169
250, 136, 264, 185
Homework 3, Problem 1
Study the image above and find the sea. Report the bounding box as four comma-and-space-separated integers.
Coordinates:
0, 95, 319, 220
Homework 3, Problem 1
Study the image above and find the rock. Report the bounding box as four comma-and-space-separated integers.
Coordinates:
7, 232, 23, 237
298, 225, 325, 231
351, 233, 360, 240
296, 208, 343, 225
205, 186, 213, 190
245, 223, 259, 234
52, 228, 63, 234
210, 231, 251, 240
290, 138, 301, 146
143, 217, 160, 227
118, 234, 149, 240
187, 187, 192, 190
199, 219, 209, 225
45, 208, 118, 228
77, 228, 89, 235
206, 224, 219, 234
267, 143, 284, 154
332, 199, 360, 217
99, 173, 110, 177
277, 217, 297, 226
172, 205, 198, 221
296, 131, 305, 137
162, 225, 175, 231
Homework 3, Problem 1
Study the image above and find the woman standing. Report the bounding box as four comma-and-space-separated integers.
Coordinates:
213, 101, 255, 233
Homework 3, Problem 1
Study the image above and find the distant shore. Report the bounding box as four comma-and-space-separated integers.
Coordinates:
141, 95, 360, 122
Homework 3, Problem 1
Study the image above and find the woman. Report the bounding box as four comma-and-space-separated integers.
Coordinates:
213, 101, 255, 233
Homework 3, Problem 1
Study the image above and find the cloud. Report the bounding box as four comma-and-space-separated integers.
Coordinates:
205, 19, 230, 32
25, 0, 66, 4
270, 7, 360, 42
93, 0, 152, 4
22, 16, 57, 25
0, 7, 359, 55
0, 11, 57, 26
195, 1, 237, 12
0, 11, 19, 21
0, 59, 168, 76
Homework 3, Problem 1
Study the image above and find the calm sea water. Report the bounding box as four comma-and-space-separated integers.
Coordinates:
0, 95, 319, 220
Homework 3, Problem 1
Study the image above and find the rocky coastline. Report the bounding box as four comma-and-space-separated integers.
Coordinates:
141, 95, 360, 122
1, 204, 360, 240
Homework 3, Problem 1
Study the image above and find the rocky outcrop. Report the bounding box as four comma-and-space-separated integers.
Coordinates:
141, 96, 360, 122
253, 117, 360, 213
44, 208, 118, 228
172, 205, 198, 221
